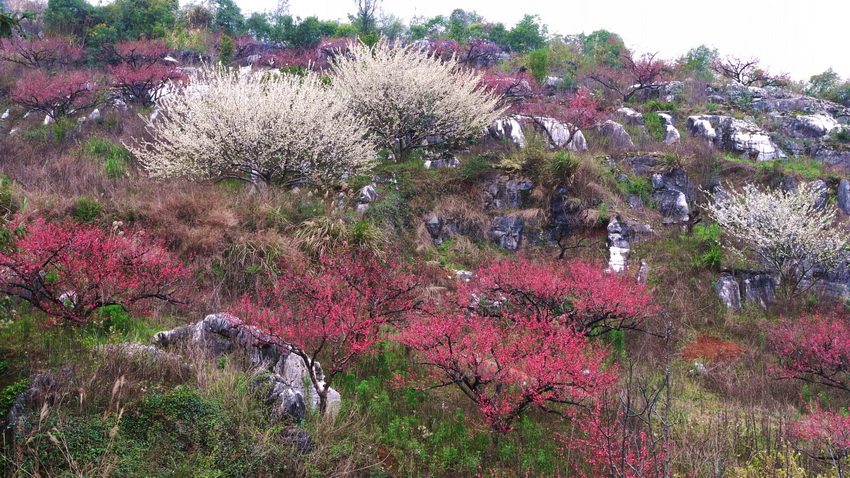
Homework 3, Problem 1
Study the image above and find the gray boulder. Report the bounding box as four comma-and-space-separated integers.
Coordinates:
153, 314, 341, 421
489, 215, 524, 250
811, 180, 828, 210
780, 113, 842, 139
838, 179, 850, 215
607, 217, 633, 273
687, 115, 785, 161
715, 274, 742, 312
484, 175, 534, 209
616, 107, 645, 127
487, 115, 588, 151
651, 169, 692, 224
739, 272, 777, 308
597, 120, 636, 151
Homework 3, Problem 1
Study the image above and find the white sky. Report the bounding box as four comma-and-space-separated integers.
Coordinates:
231, 0, 850, 82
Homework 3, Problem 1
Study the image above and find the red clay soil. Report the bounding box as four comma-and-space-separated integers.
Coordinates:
681, 335, 745, 362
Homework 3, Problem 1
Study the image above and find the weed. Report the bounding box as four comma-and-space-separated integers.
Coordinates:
0, 377, 29, 415
71, 196, 103, 223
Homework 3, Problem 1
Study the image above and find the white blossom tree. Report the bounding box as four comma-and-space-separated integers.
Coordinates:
706, 182, 850, 297
330, 39, 504, 161
129, 68, 376, 188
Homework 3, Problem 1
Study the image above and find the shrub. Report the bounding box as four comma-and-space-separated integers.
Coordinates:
129, 67, 375, 188
643, 112, 666, 142
0, 378, 29, 415
0, 36, 84, 69
0, 218, 190, 325
330, 39, 503, 161
71, 196, 103, 223
81, 137, 130, 178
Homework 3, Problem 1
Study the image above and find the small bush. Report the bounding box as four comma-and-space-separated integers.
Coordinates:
0, 378, 30, 415
71, 196, 103, 223
548, 150, 580, 184
460, 156, 492, 182
643, 112, 667, 142
642, 99, 677, 112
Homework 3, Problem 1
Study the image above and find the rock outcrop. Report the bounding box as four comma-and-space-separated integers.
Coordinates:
596, 120, 636, 151
687, 115, 786, 161
153, 313, 341, 421
488, 115, 588, 151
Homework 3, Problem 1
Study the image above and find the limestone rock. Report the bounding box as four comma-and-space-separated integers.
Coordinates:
715, 273, 742, 312
489, 215, 524, 250
597, 120, 635, 151
838, 179, 850, 215
687, 115, 785, 161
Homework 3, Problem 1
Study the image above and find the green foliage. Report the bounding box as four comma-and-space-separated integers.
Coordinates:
459, 156, 492, 182
806, 68, 841, 99
643, 112, 667, 142
693, 222, 723, 269
622, 175, 653, 203
506, 14, 547, 52
642, 99, 678, 113
0, 378, 29, 415
218, 33, 234, 64
579, 29, 626, 68
832, 128, 850, 144
548, 150, 579, 184
527, 48, 550, 83
82, 137, 130, 178
364, 191, 413, 237
72, 196, 103, 223
212, 0, 243, 36
44, 0, 92, 36
677, 44, 718, 81
0, 175, 21, 217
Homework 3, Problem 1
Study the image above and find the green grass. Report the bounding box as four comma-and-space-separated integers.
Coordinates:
81, 137, 130, 179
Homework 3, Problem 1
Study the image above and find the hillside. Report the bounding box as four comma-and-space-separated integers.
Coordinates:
1, 5, 850, 477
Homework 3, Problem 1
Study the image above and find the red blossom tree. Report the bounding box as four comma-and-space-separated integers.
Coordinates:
769, 313, 850, 393
10, 69, 104, 120
567, 391, 668, 478
711, 55, 788, 87
236, 249, 423, 415
789, 403, 850, 475
520, 87, 606, 148
400, 257, 655, 434
0, 36, 84, 69
586, 51, 669, 103
479, 70, 535, 105
0, 218, 190, 326
107, 40, 184, 106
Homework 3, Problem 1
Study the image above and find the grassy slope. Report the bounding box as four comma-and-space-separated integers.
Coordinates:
0, 92, 848, 476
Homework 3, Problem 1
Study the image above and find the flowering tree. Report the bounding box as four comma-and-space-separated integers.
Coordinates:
789, 403, 850, 477
9, 69, 104, 120
586, 51, 669, 103
0, 219, 190, 326
0, 36, 84, 69
107, 40, 183, 106
129, 67, 375, 188
400, 257, 654, 434
479, 70, 534, 106
567, 390, 668, 478
520, 87, 605, 148
331, 39, 504, 161
769, 313, 850, 392
706, 183, 850, 297
237, 249, 423, 415
711, 55, 788, 88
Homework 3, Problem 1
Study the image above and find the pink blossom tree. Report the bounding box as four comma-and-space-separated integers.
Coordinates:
107, 40, 183, 106
0, 218, 190, 326
9, 69, 104, 120
0, 36, 84, 69
236, 249, 424, 415
769, 313, 850, 393
400, 257, 656, 434
586, 51, 669, 103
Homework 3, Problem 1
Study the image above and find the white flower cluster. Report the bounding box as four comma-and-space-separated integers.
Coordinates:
706, 182, 850, 294
129, 68, 376, 186
331, 40, 504, 160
